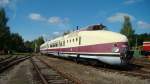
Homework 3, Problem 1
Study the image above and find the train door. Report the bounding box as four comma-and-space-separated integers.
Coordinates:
76, 36, 81, 63
79, 36, 81, 45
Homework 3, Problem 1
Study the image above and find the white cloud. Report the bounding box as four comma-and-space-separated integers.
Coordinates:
48, 17, 62, 24
0, 0, 18, 19
107, 12, 135, 23
42, 34, 47, 37
29, 13, 46, 21
124, 0, 142, 4
28, 14, 69, 25
48, 17, 69, 24
28, 13, 70, 30
137, 21, 150, 29
0, 0, 10, 7
53, 32, 60, 35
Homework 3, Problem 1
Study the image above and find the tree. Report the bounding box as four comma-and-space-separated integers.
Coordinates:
10, 33, 24, 51
35, 36, 45, 46
24, 41, 33, 52
0, 8, 11, 53
23, 36, 44, 53
0, 8, 44, 54
135, 33, 150, 46
120, 16, 135, 47
35, 36, 44, 52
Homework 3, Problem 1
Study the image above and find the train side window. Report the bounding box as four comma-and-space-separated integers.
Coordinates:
53, 43, 55, 47
76, 38, 78, 42
55, 43, 57, 47
73, 39, 74, 42
63, 41, 65, 46
79, 37, 81, 45
59, 41, 60, 46
60, 42, 62, 46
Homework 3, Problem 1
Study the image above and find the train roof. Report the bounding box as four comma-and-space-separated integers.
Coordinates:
40, 24, 126, 47
80, 24, 106, 31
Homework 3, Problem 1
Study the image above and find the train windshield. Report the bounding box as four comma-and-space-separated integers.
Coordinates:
86, 24, 106, 30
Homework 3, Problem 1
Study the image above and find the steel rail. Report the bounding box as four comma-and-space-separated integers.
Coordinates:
30, 58, 49, 84
0, 56, 30, 73
36, 57, 83, 84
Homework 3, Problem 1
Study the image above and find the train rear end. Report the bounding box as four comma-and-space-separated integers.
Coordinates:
142, 42, 150, 56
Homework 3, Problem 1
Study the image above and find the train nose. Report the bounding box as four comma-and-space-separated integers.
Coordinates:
109, 32, 128, 43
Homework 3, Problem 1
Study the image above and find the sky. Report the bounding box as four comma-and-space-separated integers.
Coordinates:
0, 0, 150, 41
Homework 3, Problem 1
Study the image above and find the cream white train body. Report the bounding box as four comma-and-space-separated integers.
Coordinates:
40, 25, 133, 65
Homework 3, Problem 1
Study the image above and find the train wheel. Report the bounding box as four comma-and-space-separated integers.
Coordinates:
89, 60, 98, 66
57, 52, 59, 56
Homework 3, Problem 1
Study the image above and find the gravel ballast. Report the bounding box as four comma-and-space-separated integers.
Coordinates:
39, 56, 150, 84
0, 59, 35, 84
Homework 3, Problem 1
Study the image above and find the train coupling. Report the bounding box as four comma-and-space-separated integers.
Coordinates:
121, 50, 134, 64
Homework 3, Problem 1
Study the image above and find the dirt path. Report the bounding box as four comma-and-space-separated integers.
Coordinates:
0, 59, 35, 84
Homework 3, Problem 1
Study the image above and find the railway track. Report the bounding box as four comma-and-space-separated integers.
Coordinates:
123, 67, 150, 79
30, 57, 81, 84
0, 55, 12, 62
0, 55, 30, 73
93, 64, 150, 79
82, 59, 150, 79
45, 55, 150, 80
75, 58, 150, 79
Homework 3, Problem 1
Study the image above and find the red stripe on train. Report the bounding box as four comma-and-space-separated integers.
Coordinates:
41, 42, 127, 53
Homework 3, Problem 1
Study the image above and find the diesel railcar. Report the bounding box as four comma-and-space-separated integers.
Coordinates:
40, 24, 133, 65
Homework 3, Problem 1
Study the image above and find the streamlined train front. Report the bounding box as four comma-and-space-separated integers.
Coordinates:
74, 30, 133, 65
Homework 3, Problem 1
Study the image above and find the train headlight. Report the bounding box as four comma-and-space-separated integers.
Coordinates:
112, 44, 119, 53
112, 47, 120, 53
